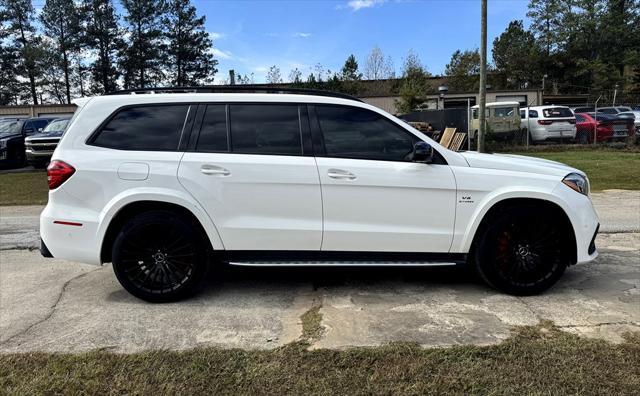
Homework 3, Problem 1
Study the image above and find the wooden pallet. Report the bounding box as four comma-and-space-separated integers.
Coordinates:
449, 132, 467, 151
439, 127, 456, 148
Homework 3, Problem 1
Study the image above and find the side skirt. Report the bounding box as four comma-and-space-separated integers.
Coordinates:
220, 251, 467, 267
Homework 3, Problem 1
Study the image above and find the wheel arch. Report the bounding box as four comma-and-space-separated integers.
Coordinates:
98, 194, 224, 263
464, 197, 577, 265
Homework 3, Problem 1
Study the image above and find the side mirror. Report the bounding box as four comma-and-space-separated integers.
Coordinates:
412, 141, 434, 163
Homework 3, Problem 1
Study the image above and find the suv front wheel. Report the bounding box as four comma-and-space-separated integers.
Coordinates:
112, 210, 210, 302
474, 206, 569, 295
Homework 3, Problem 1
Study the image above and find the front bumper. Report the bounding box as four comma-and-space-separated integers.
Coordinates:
552, 182, 600, 264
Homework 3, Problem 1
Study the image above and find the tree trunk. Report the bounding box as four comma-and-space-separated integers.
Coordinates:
18, 23, 38, 104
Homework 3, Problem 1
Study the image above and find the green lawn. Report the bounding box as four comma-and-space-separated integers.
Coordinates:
0, 171, 48, 206
519, 150, 640, 191
1, 322, 639, 395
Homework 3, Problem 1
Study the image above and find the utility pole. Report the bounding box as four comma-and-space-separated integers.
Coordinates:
612, 84, 618, 106
477, 0, 487, 153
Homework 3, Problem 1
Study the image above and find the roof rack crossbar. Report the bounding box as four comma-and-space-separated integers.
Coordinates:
104, 85, 363, 102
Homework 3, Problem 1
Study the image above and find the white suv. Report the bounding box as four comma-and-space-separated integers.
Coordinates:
41, 89, 599, 302
520, 105, 577, 142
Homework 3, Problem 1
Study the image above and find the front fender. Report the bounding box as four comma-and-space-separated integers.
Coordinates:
97, 187, 226, 252
452, 184, 576, 254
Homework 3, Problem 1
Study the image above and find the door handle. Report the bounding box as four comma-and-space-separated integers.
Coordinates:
327, 169, 356, 180
200, 165, 231, 176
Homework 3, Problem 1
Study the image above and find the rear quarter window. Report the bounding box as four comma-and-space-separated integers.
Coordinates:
91, 105, 189, 151
542, 107, 573, 118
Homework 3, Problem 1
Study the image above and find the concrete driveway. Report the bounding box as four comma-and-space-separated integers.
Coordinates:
1, 191, 639, 353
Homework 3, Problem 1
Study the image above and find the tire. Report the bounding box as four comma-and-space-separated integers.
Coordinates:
576, 131, 589, 144
474, 206, 569, 295
112, 210, 210, 302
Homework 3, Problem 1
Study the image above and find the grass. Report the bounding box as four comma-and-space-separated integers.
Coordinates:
0, 171, 48, 206
517, 148, 640, 191
1, 322, 639, 395
300, 303, 325, 342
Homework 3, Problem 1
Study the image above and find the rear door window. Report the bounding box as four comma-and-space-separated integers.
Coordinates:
542, 107, 573, 118
229, 104, 302, 156
528, 110, 538, 118
91, 105, 189, 151
196, 105, 228, 152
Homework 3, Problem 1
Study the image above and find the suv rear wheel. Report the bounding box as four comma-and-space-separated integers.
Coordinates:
112, 210, 209, 302
474, 206, 569, 295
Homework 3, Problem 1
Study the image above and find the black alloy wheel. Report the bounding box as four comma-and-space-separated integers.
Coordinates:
475, 207, 569, 295
112, 210, 209, 302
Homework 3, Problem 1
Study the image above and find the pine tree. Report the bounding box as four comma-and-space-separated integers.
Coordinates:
492, 20, 543, 89
40, 0, 81, 103
0, 5, 23, 105
395, 50, 431, 114
2, 0, 42, 104
84, 0, 123, 94
445, 49, 480, 91
163, 0, 218, 86
341, 54, 362, 81
120, 0, 165, 88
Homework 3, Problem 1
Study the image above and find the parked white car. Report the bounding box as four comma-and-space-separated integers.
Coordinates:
41, 89, 599, 302
520, 105, 577, 143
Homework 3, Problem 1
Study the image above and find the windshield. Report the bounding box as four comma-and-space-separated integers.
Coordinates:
0, 121, 22, 134
43, 119, 70, 133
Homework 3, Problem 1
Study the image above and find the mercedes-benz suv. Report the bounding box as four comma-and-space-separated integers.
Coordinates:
40, 88, 599, 302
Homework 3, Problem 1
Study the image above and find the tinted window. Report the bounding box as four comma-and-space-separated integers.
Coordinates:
317, 105, 416, 162
229, 104, 301, 155
542, 107, 573, 118
598, 108, 617, 114
472, 109, 478, 119
196, 105, 228, 152
528, 110, 538, 118
93, 105, 189, 150
520, 110, 526, 119
575, 114, 586, 122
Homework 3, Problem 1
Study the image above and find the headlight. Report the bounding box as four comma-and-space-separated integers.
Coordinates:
562, 173, 589, 196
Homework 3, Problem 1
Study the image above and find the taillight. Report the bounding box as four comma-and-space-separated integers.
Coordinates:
538, 120, 553, 125
47, 160, 75, 190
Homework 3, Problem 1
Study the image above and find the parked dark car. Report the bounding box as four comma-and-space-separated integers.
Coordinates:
0, 117, 55, 168
574, 113, 635, 143
24, 117, 71, 168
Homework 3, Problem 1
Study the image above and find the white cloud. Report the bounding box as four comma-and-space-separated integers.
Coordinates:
208, 32, 226, 41
338, 0, 387, 11
292, 32, 312, 38
210, 48, 234, 60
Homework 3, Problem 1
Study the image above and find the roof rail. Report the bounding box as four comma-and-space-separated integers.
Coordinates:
104, 85, 363, 102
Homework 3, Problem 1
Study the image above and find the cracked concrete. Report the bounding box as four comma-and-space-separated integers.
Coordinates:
0, 191, 639, 353
0, 233, 638, 352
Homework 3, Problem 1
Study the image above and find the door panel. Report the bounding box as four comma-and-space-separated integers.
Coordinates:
178, 153, 322, 250
316, 157, 457, 252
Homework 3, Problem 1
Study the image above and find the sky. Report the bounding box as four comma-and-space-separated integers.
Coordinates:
29, 0, 532, 84
197, 0, 531, 83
